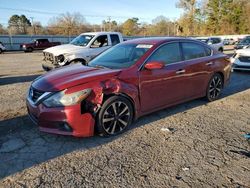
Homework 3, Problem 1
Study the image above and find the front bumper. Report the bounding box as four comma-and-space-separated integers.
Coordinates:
231, 59, 250, 71
26, 98, 95, 137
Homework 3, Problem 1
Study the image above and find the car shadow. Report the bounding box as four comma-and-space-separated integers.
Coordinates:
0, 74, 41, 86
0, 72, 250, 179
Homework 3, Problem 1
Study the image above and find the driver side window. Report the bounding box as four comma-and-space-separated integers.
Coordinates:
91, 35, 108, 48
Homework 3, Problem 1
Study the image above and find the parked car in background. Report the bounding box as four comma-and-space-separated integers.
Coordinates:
196, 37, 224, 52
42, 32, 123, 71
223, 38, 235, 45
26, 37, 231, 137
0, 42, 6, 53
231, 46, 250, 71
234, 36, 250, 50
20, 39, 61, 52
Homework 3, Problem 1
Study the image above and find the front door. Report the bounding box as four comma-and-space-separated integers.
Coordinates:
139, 42, 189, 112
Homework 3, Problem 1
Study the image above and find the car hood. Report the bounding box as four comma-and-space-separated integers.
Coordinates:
32, 64, 121, 91
236, 48, 250, 56
43, 44, 87, 56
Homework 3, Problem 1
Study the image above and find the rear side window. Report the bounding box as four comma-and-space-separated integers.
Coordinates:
147, 42, 182, 65
110, 34, 120, 46
205, 47, 212, 56
182, 42, 207, 60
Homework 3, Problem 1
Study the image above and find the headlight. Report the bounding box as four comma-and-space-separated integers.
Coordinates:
57, 55, 65, 62
43, 88, 92, 107
23, 45, 26, 48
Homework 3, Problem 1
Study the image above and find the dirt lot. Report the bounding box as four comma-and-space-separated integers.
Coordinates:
0, 50, 249, 187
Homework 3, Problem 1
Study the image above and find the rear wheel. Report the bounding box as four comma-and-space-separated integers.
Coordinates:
206, 73, 223, 102
96, 96, 134, 136
0, 49, 2, 54
218, 47, 223, 53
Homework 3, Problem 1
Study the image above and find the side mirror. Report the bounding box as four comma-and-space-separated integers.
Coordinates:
144, 61, 165, 70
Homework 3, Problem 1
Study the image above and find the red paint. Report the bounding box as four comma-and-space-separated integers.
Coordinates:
144, 61, 165, 70
26, 37, 231, 137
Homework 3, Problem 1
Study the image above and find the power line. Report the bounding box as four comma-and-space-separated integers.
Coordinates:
0, 6, 152, 20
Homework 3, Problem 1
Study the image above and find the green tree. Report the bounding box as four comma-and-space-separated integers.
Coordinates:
121, 18, 140, 36
176, 0, 198, 35
8, 14, 31, 34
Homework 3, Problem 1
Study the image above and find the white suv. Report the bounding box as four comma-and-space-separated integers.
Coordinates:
196, 37, 224, 52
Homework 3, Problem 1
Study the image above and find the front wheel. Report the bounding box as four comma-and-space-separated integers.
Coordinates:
96, 96, 134, 136
206, 73, 223, 102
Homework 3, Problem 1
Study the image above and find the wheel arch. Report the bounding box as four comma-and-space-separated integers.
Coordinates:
69, 58, 87, 65
215, 71, 225, 87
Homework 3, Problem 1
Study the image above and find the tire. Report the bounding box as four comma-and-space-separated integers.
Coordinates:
96, 96, 134, 136
218, 48, 223, 53
206, 73, 223, 102
0, 49, 2, 54
25, 48, 33, 53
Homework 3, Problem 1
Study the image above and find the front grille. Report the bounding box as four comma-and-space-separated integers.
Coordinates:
30, 87, 45, 102
44, 52, 55, 64
238, 56, 250, 63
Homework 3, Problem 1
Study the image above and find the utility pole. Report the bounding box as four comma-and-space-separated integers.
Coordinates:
107, 16, 111, 31
30, 17, 35, 35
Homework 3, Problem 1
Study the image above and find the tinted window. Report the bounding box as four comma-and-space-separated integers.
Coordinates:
147, 42, 182, 65
182, 42, 207, 60
110, 34, 120, 46
205, 47, 212, 56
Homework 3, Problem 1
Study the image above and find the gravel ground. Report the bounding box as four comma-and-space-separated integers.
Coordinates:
0, 50, 249, 187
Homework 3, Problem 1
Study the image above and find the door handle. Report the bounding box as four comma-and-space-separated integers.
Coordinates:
176, 69, 186, 74
206, 62, 214, 66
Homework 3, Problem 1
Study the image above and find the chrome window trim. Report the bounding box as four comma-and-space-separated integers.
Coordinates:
139, 40, 213, 71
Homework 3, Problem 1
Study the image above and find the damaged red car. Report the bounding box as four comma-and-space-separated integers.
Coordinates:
26, 37, 231, 137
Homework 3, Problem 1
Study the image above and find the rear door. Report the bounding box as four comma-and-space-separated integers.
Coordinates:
139, 42, 190, 112
180, 41, 214, 98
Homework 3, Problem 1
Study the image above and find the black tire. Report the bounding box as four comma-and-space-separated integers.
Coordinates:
218, 48, 223, 53
0, 49, 2, 54
25, 47, 33, 53
96, 96, 134, 136
206, 73, 223, 102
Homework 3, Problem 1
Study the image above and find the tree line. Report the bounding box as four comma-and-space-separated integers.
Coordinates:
0, 0, 249, 36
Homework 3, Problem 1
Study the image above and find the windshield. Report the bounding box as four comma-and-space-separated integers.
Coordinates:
88, 43, 152, 69
70, 35, 94, 46
239, 38, 250, 44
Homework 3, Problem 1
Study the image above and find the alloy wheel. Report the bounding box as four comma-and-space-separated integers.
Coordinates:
102, 101, 131, 135
208, 75, 223, 100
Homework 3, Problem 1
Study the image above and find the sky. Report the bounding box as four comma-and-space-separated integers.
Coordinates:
0, 0, 183, 26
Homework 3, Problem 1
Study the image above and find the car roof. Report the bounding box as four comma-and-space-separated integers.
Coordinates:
123, 37, 201, 45
81, 32, 121, 35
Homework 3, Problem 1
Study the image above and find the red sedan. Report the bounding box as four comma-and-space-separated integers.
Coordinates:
26, 37, 231, 137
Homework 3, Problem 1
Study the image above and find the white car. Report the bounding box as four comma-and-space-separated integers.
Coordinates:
196, 37, 224, 52
42, 32, 124, 71
231, 47, 250, 71
0, 42, 6, 53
